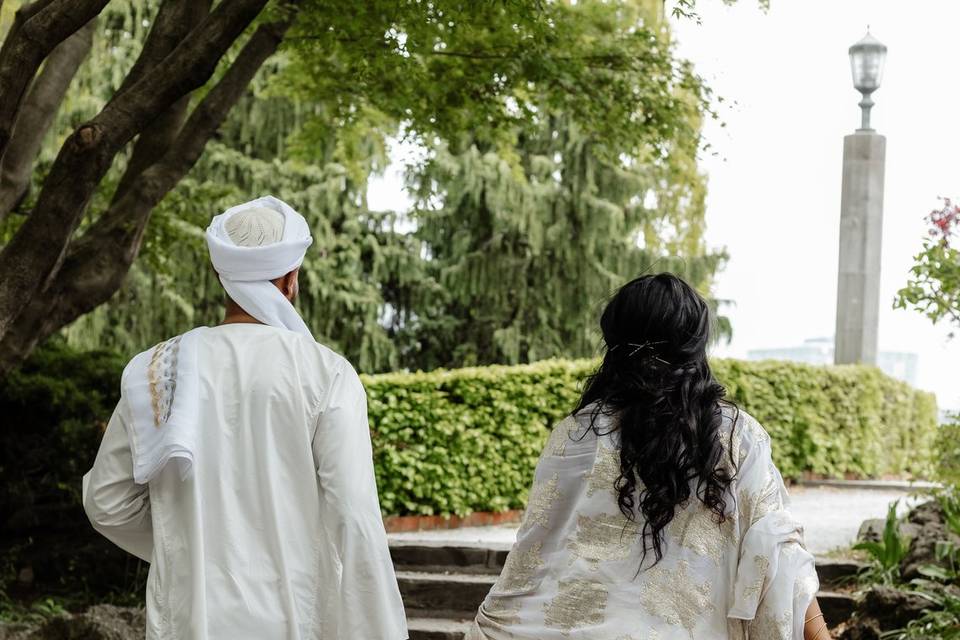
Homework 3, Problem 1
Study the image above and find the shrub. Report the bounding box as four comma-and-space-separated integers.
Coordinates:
934, 413, 960, 487
363, 357, 939, 516
0, 343, 938, 599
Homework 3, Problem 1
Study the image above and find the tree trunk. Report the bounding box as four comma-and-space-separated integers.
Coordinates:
0, 0, 110, 162
112, 0, 213, 203
0, 0, 270, 345
0, 15, 298, 373
0, 19, 96, 220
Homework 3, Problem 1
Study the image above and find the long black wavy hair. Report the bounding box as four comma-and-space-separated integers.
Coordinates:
575, 273, 737, 565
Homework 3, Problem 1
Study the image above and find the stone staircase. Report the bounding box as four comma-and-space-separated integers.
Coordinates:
390, 542, 862, 640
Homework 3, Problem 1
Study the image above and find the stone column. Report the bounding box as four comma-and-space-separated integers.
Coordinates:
834, 130, 886, 365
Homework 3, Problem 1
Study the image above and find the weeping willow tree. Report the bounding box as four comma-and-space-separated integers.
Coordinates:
61, 17, 413, 371
399, 0, 727, 369
23, 0, 735, 373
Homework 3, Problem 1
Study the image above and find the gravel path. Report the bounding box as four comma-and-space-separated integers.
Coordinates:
388, 485, 928, 555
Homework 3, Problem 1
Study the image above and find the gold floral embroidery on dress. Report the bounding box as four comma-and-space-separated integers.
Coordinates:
494, 541, 545, 593
147, 336, 182, 427
795, 567, 819, 602
482, 595, 523, 628
742, 554, 770, 601
639, 559, 714, 637
586, 445, 621, 498
749, 609, 792, 640
520, 472, 561, 532
542, 416, 577, 458
567, 513, 641, 568
543, 578, 608, 632
737, 472, 781, 531
667, 502, 733, 565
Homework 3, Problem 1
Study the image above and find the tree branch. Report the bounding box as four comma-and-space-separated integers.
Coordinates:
0, 19, 96, 221
112, 0, 213, 203
0, 0, 109, 162
0, 15, 298, 371
0, 0, 270, 342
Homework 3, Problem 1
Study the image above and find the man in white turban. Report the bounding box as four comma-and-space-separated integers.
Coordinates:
82, 196, 408, 639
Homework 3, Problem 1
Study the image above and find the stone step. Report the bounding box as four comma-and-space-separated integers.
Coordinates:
399, 565, 857, 627
391, 543, 867, 588
398, 570, 497, 617
407, 617, 472, 640
391, 543, 508, 575
404, 591, 856, 640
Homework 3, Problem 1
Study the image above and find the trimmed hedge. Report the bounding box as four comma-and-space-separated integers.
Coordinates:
0, 345, 938, 598
363, 358, 939, 516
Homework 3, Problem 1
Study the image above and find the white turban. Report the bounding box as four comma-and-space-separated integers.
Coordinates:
120, 197, 315, 484
206, 195, 314, 337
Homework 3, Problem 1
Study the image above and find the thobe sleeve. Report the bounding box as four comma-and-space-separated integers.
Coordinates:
727, 421, 819, 640
82, 397, 153, 562
312, 361, 408, 640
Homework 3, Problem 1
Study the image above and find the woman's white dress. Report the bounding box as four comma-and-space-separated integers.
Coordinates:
469, 406, 818, 640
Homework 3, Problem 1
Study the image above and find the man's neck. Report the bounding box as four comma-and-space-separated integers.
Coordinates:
221, 302, 263, 326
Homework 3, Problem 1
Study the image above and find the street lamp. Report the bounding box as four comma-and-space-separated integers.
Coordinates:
834, 31, 888, 366
849, 31, 887, 131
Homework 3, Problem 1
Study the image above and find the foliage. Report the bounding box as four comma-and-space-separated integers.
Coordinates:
854, 501, 910, 586
0, 340, 149, 605
934, 414, 960, 488
365, 357, 937, 515
897, 540, 960, 639
37, 0, 731, 374
896, 198, 960, 336
0, 341, 937, 599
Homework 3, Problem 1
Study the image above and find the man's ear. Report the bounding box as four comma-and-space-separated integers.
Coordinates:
281, 268, 299, 301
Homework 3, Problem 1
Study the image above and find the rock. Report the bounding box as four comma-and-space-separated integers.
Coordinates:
857, 518, 886, 543
856, 518, 920, 544
861, 585, 930, 629
839, 619, 881, 640
907, 500, 945, 528
4, 606, 146, 640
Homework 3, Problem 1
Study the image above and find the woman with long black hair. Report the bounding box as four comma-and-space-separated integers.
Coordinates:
469, 273, 826, 640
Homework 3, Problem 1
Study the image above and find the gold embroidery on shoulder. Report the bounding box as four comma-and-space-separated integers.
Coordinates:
567, 513, 641, 568
543, 578, 608, 632
667, 502, 733, 565
520, 472, 561, 532
639, 559, 714, 637
147, 336, 182, 427
586, 445, 621, 498
543, 416, 577, 458
494, 541, 544, 593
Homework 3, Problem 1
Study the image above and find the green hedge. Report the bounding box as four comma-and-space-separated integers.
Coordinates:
0, 344, 938, 599
363, 358, 939, 516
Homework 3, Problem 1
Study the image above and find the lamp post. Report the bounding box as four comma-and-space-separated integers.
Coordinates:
849, 32, 888, 131
834, 31, 888, 365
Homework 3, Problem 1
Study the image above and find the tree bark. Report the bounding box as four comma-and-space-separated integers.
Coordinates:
0, 0, 270, 345
112, 0, 213, 203
0, 0, 109, 162
0, 19, 96, 221
0, 15, 297, 372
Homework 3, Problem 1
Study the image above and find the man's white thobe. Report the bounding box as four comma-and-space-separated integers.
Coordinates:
83, 324, 408, 639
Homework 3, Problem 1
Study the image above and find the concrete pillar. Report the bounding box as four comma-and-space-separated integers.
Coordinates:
834, 131, 886, 365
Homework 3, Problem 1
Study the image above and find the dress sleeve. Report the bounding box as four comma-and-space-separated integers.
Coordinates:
311, 361, 408, 640
471, 415, 597, 638
727, 419, 819, 640
82, 397, 154, 562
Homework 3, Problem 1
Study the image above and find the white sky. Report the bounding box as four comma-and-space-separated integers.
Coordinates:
368, 0, 960, 411
669, 0, 960, 410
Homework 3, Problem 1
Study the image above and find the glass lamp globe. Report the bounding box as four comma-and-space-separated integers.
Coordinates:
849, 32, 887, 94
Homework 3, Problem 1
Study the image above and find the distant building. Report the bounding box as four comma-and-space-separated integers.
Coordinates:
747, 337, 918, 386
